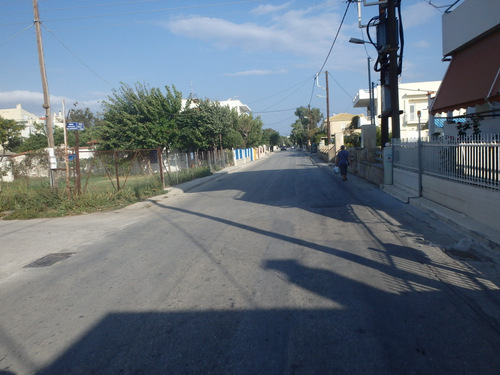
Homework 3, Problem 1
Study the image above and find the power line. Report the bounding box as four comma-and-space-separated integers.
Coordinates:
0, 0, 266, 24
329, 72, 354, 101
41, 23, 114, 88
249, 76, 312, 105
317, 0, 352, 75
0, 23, 33, 46
259, 75, 315, 113
254, 108, 296, 114
308, 0, 352, 107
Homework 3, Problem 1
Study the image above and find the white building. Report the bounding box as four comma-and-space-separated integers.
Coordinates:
353, 81, 442, 140
181, 98, 251, 116
0, 104, 40, 138
0, 104, 66, 140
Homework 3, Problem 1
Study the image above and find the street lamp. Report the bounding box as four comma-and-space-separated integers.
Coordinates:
348, 38, 375, 127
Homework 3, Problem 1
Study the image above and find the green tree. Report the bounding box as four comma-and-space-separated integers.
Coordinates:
0, 116, 24, 154
290, 106, 323, 147
98, 82, 183, 150
176, 104, 211, 152
237, 114, 263, 148
269, 131, 281, 147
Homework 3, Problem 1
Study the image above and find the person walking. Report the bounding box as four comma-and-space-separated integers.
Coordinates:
336, 145, 349, 181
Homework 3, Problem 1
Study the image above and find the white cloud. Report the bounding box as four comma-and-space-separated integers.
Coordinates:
0, 90, 103, 116
414, 40, 431, 48
225, 69, 287, 76
402, 2, 440, 29
251, 2, 292, 15
165, 8, 344, 57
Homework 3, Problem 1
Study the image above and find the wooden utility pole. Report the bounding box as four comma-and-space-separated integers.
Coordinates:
325, 71, 331, 146
33, 0, 56, 184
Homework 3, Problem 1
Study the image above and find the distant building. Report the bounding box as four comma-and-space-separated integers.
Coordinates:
0, 104, 40, 138
353, 81, 442, 140
0, 104, 66, 140
323, 113, 365, 136
181, 98, 251, 116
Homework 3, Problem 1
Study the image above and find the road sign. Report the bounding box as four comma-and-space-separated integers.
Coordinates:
67, 122, 85, 131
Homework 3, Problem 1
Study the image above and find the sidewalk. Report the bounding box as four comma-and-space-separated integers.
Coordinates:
308, 151, 500, 250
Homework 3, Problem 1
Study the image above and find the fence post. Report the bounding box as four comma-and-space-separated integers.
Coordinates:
158, 147, 165, 189
383, 145, 393, 185
114, 150, 120, 191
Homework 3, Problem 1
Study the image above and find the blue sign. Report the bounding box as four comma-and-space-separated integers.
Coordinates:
67, 122, 85, 131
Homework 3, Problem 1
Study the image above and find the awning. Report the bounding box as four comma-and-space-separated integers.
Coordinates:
431, 28, 500, 114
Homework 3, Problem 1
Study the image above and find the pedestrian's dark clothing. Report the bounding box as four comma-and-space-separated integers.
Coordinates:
336, 148, 349, 180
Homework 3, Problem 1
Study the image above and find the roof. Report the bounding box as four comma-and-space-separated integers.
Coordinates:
327, 113, 364, 122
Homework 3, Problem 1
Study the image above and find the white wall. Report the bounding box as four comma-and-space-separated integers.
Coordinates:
391, 168, 500, 236
442, 0, 500, 55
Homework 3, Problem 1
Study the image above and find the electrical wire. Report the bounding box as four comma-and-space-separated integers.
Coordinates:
329, 72, 354, 101
0, 0, 266, 24
317, 0, 352, 76
41, 23, 114, 88
307, 0, 352, 108
248, 75, 313, 105
0, 23, 33, 46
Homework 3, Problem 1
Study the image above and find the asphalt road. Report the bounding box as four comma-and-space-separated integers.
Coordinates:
1, 149, 500, 374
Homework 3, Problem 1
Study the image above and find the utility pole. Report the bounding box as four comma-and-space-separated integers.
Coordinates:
325, 71, 331, 145
378, 0, 401, 146
33, 0, 56, 185
387, 0, 400, 141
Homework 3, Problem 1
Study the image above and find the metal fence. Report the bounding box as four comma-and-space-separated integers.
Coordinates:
393, 134, 500, 190
1, 148, 234, 193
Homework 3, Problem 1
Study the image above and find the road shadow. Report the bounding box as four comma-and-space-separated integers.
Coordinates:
19, 152, 500, 374
35, 259, 500, 374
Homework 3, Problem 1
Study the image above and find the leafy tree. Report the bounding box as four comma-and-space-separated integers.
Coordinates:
290, 106, 323, 147
98, 82, 183, 150
236, 114, 263, 148
261, 128, 280, 147
176, 104, 211, 152
269, 131, 281, 147
0, 116, 24, 154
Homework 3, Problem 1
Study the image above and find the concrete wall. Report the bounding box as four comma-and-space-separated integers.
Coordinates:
391, 168, 500, 232
423, 175, 500, 231
348, 148, 384, 186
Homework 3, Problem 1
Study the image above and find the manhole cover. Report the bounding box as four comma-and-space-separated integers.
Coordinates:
24, 252, 75, 268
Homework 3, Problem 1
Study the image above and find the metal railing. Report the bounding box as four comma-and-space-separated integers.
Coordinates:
393, 135, 500, 190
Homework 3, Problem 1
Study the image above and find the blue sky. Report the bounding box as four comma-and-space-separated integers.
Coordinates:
0, 0, 458, 135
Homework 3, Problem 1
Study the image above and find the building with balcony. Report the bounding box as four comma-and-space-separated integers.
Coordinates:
353, 81, 442, 140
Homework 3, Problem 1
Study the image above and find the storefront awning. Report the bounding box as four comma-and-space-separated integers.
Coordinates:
431, 28, 500, 114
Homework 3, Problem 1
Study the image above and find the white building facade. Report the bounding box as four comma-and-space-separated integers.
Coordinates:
0, 104, 40, 138
353, 81, 442, 140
